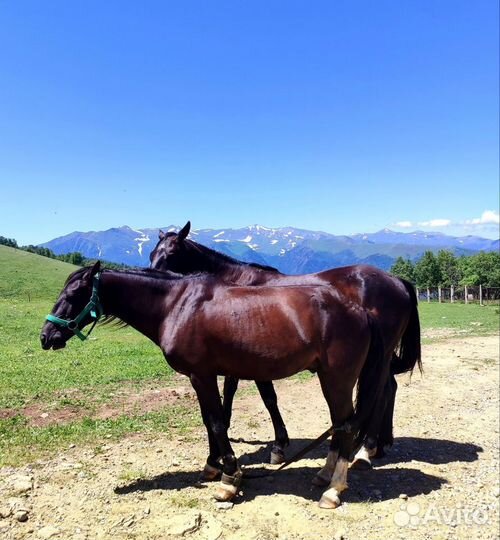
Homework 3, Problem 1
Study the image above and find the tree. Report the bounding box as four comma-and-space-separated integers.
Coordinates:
67, 252, 84, 265
390, 257, 415, 283
437, 250, 461, 286
460, 252, 500, 287
414, 251, 441, 288
0, 236, 18, 248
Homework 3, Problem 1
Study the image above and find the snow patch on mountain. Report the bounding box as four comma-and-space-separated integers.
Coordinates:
130, 227, 151, 257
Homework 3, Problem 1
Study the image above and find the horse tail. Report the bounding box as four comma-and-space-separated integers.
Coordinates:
352, 313, 388, 449
391, 279, 422, 375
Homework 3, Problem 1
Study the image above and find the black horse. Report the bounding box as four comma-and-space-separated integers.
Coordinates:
149, 221, 422, 473
41, 262, 389, 508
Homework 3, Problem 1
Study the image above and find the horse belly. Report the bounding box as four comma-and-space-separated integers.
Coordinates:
215, 346, 318, 381
207, 319, 320, 380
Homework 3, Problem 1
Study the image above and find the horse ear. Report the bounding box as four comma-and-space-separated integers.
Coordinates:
178, 221, 191, 241
158, 230, 166, 240
89, 260, 101, 277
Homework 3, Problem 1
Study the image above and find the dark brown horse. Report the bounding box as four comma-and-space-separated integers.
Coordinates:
41, 262, 389, 508
149, 222, 422, 473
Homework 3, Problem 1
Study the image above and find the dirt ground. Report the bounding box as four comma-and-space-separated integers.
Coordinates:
1, 335, 499, 540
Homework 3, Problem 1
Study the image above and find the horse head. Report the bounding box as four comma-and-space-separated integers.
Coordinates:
149, 221, 191, 272
40, 261, 102, 350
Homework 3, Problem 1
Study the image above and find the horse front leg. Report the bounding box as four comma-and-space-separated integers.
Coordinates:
255, 380, 290, 464
191, 373, 242, 502
198, 407, 223, 482
316, 376, 354, 509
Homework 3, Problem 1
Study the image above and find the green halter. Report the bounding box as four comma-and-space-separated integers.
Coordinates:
46, 273, 103, 341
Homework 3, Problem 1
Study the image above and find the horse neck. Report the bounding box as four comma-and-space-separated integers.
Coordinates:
99, 271, 173, 345
189, 244, 270, 284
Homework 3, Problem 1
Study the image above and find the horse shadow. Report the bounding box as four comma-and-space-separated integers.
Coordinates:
237, 435, 483, 466
114, 463, 447, 504
376, 436, 483, 465
114, 436, 479, 503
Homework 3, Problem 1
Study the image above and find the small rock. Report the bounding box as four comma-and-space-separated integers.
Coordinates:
38, 525, 61, 539
143, 507, 151, 515
399, 493, 408, 500
14, 510, 29, 522
158, 512, 202, 536
156, 448, 163, 453
11, 476, 33, 495
0, 507, 12, 519
215, 501, 233, 510
68, 444, 76, 449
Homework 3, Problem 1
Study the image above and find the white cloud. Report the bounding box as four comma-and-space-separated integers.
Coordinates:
418, 219, 451, 227
465, 210, 499, 225
391, 210, 499, 239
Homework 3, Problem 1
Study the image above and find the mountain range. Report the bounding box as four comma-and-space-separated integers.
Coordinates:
40, 225, 499, 274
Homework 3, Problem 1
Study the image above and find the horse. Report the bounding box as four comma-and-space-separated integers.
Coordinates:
40, 261, 389, 508
149, 221, 422, 473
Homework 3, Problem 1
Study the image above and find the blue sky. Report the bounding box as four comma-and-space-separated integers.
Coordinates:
1, 0, 498, 245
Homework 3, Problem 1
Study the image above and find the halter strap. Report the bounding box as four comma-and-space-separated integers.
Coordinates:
46, 273, 103, 341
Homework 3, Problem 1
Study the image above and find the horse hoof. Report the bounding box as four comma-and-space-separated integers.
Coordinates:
214, 483, 238, 501
199, 463, 222, 482
351, 446, 376, 470
214, 471, 242, 502
270, 450, 285, 465
311, 474, 330, 487
350, 457, 372, 471
318, 490, 341, 509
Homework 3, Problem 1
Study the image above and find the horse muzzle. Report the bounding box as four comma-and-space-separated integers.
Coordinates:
40, 328, 67, 350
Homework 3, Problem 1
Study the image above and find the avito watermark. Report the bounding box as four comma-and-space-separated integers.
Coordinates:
394, 502, 489, 527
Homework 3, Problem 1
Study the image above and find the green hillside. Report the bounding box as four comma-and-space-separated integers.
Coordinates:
0, 244, 78, 301
0, 246, 171, 411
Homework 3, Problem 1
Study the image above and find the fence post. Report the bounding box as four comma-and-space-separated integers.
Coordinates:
427, 288, 430, 303
450, 285, 454, 303
438, 286, 442, 303
465, 285, 468, 304
480, 284, 483, 306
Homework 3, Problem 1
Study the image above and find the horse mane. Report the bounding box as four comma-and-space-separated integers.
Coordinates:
182, 236, 280, 273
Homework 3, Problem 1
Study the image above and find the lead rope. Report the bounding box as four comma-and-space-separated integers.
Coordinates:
244, 422, 352, 480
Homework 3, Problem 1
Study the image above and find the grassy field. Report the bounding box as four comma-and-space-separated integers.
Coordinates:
0, 245, 498, 465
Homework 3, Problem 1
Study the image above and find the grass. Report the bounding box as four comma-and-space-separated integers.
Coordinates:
0, 245, 498, 466
418, 302, 499, 340
0, 406, 201, 467
0, 247, 189, 465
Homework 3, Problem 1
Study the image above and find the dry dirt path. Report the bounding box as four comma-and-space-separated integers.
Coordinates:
1, 335, 499, 540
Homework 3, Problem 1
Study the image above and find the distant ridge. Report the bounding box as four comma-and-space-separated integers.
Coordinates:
40, 225, 499, 274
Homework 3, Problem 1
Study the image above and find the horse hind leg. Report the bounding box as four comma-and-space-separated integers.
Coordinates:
255, 380, 290, 464
222, 376, 239, 429
351, 372, 397, 470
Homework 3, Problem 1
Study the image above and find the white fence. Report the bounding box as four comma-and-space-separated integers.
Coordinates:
416, 286, 500, 305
